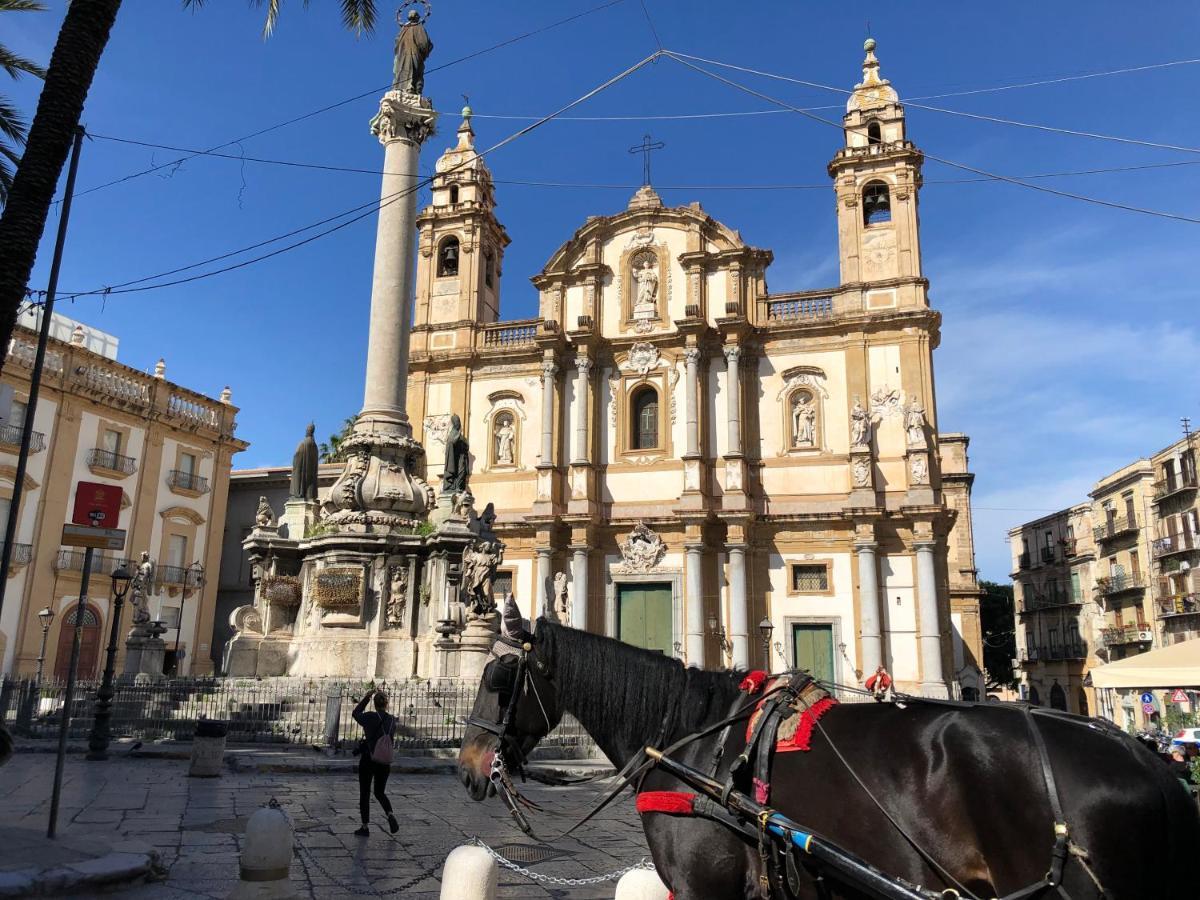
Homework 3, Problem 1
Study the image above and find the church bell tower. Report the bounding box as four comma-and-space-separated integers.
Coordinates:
828, 39, 925, 301
414, 105, 510, 328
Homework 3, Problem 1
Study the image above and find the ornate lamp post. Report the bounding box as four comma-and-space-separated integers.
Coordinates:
86, 565, 133, 761
34, 606, 55, 683
174, 560, 205, 673
758, 616, 775, 670
706, 612, 733, 663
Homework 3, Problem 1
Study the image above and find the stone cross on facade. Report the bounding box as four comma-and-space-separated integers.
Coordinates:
628, 134, 665, 186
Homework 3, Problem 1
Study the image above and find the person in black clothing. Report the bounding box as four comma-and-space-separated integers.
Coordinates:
352, 687, 398, 836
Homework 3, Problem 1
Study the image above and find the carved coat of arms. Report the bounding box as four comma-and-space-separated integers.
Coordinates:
617, 523, 666, 572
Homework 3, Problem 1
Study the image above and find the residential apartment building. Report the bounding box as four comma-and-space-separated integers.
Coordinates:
0, 315, 247, 677
1010, 503, 1097, 714
1148, 435, 1200, 646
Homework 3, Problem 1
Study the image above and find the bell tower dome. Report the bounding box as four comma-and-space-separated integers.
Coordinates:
828, 39, 925, 295
414, 103, 510, 328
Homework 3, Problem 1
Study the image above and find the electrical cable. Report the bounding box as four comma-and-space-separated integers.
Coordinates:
85, 131, 1200, 188
637, 0, 663, 51
662, 51, 1200, 226
64, 0, 631, 201
56, 51, 664, 301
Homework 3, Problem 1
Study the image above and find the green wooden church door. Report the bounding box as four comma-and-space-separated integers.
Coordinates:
617, 583, 673, 655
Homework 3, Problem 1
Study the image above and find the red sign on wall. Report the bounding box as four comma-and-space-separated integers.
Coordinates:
71, 481, 122, 527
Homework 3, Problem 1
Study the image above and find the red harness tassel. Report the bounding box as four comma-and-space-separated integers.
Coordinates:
636, 791, 697, 816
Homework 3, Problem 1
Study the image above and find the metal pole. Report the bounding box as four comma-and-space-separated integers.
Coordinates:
35, 624, 49, 683
0, 127, 85, 620
174, 570, 187, 667
48, 545, 92, 839
86, 577, 126, 761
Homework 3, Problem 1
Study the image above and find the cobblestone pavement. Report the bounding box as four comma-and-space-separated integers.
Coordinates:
0, 755, 651, 899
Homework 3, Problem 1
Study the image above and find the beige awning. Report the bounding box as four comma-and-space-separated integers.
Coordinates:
1088, 638, 1200, 689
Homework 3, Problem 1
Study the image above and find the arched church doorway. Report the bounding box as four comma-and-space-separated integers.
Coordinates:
53, 603, 101, 681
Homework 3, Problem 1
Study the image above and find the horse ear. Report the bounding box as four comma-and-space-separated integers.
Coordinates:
500, 593, 530, 641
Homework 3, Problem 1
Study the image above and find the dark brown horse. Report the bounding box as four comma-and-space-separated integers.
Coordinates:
458, 620, 1199, 899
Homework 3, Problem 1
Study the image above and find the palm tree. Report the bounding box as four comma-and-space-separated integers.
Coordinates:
321, 415, 359, 463
0, 0, 47, 205
0, 0, 379, 368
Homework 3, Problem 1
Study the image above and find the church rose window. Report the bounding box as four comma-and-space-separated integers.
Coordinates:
632, 387, 659, 450
863, 181, 891, 226
437, 236, 460, 277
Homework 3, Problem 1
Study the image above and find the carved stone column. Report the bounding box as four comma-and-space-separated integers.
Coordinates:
685, 543, 704, 667
728, 543, 749, 669
571, 545, 589, 632
916, 539, 948, 698
536, 546, 552, 618
684, 347, 701, 457
724, 345, 743, 456
573, 355, 592, 465
856, 539, 883, 678
540, 360, 558, 465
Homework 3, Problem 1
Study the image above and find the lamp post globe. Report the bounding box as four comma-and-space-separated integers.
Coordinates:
86, 564, 134, 761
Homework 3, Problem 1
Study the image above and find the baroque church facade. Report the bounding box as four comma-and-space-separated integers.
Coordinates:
405, 42, 982, 697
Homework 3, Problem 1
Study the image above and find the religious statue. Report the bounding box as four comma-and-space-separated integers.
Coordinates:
905, 396, 926, 447
791, 395, 816, 447
387, 565, 408, 627
850, 397, 871, 449
254, 496, 276, 528
393, 9, 433, 96
553, 571, 569, 624
909, 455, 928, 485
852, 456, 871, 488
290, 423, 319, 501
632, 255, 659, 315
442, 413, 471, 493
462, 539, 503, 617
494, 416, 515, 465
452, 488, 475, 520
477, 502, 497, 538
129, 551, 155, 626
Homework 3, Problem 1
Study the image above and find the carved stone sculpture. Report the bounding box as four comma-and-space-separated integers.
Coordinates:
553, 571, 569, 624
129, 551, 155, 626
494, 415, 515, 465
393, 9, 433, 96
632, 254, 659, 316
626, 343, 660, 376
852, 456, 871, 487
442, 413, 471, 494
452, 489, 475, 520
850, 396, 871, 449
905, 396, 927, 447
910, 455, 929, 485
254, 496, 277, 528
290, 423, 319, 501
462, 538, 504, 617
791, 394, 816, 447
387, 565, 408, 627
618, 523, 667, 572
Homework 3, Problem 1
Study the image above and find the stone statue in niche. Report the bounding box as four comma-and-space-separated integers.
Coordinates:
852, 456, 871, 487
905, 396, 927, 447
791, 393, 816, 448
254, 496, 276, 528
494, 414, 515, 465
129, 551, 155, 626
393, 9, 433, 96
910, 455, 929, 485
632, 253, 659, 318
290, 423, 319, 501
442, 413, 471, 493
850, 396, 871, 449
553, 571, 569, 624
387, 565, 408, 627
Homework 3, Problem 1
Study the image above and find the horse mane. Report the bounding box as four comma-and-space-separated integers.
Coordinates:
536, 619, 743, 758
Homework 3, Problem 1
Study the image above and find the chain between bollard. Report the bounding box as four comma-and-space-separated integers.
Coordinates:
468, 836, 654, 886
294, 840, 439, 897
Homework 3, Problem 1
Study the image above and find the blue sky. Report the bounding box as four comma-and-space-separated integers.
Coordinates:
5, 1, 1200, 582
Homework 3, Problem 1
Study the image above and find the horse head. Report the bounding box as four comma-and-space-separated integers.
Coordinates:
457, 596, 563, 802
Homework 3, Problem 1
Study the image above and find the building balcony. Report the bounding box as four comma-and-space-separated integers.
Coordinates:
1152, 532, 1197, 559
480, 319, 539, 350
764, 291, 836, 324
1018, 552, 1031, 570
167, 469, 209, 495
1063, 539, 1082, 559
1096, 574, 1147, 596
1153, 472, 1198, 503
1, 541, 33, 570
1020, 592, 1082, 614
1101, 624, 1154, 647
1093, 516, 1137, 543
1019, 645, 1086, 664
0, 423, 45, 453
53, 549, 130, 576
1039, 546, 1058, 565
157, 564, 190, 586
86, 448, 137, 477
1156, 594, 1200, 619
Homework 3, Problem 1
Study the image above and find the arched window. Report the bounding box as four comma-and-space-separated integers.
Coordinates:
448, 184, 459, 205
788, 388, 819, 450
631, 387, 659, 450
862, 181, 891, 226
866, 120, 882, 145
484, 249, 495, 288
1049, 682, 1067, 711
1028, 686, 1041, 706
1077, 689, 1089, 717
437, 236, 460, 277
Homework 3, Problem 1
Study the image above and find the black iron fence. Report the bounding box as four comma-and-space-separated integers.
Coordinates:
0, 676, 596, 756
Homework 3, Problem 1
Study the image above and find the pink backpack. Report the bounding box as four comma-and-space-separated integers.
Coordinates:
370, 715, 394, 765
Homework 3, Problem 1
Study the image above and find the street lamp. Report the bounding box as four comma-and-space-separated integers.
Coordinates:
706, 612, 732, 660
34, 606, 55, 683
758, 616, 774, 669
175, 560, 205, 672
85, 564, 133, 761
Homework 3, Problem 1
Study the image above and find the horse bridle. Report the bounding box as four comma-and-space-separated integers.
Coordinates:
464, 634, 553, 770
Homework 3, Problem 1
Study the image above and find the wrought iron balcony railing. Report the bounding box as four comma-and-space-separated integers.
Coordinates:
1156, 594, 1200, 618
1152, 531, 1197, 558
53, 549, 130, 575
86, 448, 137, 475
1093, 516, 1137, 542
1020, 592, 1081, 614
1, 542, 32, 565
1018, 552, 1031, 569
1039, 546, 1057, 565
0, 423, 45, 452
1096, 574, 1147, 596
1153, 472, 1199, 503
1101, 624, 1154, 647
167, 470, 209, 494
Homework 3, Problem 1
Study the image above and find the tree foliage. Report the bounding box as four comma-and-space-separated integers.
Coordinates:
0, 0, 47, 205
979, 580, 1016, 690
319, 415, 357, 462
181, 0, 380, 39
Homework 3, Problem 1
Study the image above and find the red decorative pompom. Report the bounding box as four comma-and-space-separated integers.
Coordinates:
739, 670, 769, 694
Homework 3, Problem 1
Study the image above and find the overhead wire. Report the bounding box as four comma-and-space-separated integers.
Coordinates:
63, 0, 632, 201
56, 51, 665, 301
85, 131, 1200, 188
661, 50, 1200, 226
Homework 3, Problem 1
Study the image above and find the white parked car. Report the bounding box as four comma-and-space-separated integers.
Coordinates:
1171, 727, 1200, 745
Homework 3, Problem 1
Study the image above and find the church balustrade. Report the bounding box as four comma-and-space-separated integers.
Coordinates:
765, 294, 835, 323
481, 319, 538, 349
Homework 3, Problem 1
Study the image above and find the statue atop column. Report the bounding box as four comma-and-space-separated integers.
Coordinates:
290, 423, 319, 501
393, 8, 434, 96
442, 413, 471, 494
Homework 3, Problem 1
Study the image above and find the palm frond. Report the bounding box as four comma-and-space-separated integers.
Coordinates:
0, 95, 27, 143
340, 0, 377, 36
0, 1, 48, 13
0, 45, 46, 80
251, 0, 282, 39
0, 138, 21, 206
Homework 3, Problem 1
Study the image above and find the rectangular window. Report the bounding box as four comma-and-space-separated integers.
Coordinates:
1123, 493, 1135, 523
790, 564, 829, 593
1129, 550, 1141, 578
159, 605, 181, 628
493, 569, 513, 601
0, 497, 10, 538
1070, 571, 1081, 603
1184, 451, 1197, 482
167, 533, 188, 570
8, 400, 27, 429
179, 451, 197, 475
1044, 530, 1053, 551
102, 428, 122, 454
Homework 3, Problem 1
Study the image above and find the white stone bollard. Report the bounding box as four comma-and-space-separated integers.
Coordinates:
228, 802, 297, 899
614, 868, 670, 900
439, 845, 497, 900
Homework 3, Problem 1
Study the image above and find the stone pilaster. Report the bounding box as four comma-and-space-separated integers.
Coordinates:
685, 542, 704, 667
915, 526, 948, 698
570, 544, 589, 632
727, 541, 749, 669
855, 530, 883, 680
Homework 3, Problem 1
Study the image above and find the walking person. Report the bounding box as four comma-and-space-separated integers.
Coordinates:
352, 685, 399, 837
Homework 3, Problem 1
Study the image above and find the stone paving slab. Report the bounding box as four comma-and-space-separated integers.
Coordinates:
0, 826, 163, 897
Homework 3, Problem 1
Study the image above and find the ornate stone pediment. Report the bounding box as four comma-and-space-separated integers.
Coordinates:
623, 343, 660, 376
776, 366, 829, 402
617, 523, 666, 573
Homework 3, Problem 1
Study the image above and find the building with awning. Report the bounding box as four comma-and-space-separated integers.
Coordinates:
1088, 638, 1199, 729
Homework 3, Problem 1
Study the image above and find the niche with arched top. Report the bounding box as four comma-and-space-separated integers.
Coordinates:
863, 181, 891, 226
630, 386, 660, 450
437, 236, 460, 277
